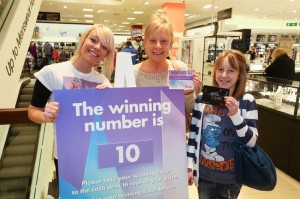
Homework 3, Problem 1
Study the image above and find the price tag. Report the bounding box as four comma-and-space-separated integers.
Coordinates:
98, 140, 153, 168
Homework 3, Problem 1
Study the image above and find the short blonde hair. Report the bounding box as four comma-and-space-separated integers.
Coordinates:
271, 47, 288, 61
144, 13, 174, 44
70, 24, 115, 77
213, 50, 247, 100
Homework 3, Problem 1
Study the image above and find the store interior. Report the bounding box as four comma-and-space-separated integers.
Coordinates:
1, 0, 300, 198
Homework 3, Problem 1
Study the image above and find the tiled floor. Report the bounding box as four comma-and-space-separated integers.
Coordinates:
188, 168, 300, 199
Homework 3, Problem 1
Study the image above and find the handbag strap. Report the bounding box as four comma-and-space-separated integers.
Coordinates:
238, 95, 244, 117
171, 59, 179, 70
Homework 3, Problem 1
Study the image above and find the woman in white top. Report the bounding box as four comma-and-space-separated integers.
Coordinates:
28, 24, 115, 183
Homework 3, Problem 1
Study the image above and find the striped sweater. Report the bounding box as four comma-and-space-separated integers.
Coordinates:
187, 93, 258, 186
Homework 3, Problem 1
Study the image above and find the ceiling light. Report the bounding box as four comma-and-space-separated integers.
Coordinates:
86, 20, 93, 23
97, 10, 104, 13
63, 6, 67, 9
254, 8, 259, 11
203, 5, 212, 9
122, 22, 130, 24
84, 15, 93, 18
127, 17, 135, 20
83, 8, 93, 12
119, 25, 125, 27
144, 1, 149, 5
133, 11, 144, 14
70, 19, 79, 22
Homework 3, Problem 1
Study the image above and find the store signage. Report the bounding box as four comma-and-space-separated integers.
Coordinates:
54, 87, 188, 199
37, 11, 60, 21
286, 22, 299, 27
217, 8, 232, 21
131, 25, 142, 40
4, 0, 35, 76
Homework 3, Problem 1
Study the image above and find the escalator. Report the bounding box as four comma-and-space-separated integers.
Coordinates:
0, 79, 40, 199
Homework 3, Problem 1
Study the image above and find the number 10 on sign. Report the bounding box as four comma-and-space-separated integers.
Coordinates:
98, 140, 154, 168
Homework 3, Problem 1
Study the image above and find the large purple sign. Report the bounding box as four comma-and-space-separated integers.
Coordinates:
54, 86, 188, 199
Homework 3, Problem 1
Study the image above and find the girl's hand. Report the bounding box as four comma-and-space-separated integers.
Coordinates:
188, 168, 194, 186
44, 102, 59, 122
184, 72, 202, 95
96, 84, 109, 89
224, 96, 238, 116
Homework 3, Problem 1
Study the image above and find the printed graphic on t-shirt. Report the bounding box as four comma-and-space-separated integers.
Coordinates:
63, 77, 99, 89
199, 105, 236, 172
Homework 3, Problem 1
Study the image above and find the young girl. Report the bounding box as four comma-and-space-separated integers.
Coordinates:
187, 50, 258, 199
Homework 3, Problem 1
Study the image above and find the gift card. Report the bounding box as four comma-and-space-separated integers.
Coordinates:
201, 85, 229, 106
169, 70, 194, 90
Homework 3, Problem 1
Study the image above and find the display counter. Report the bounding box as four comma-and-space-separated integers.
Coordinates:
246, 75, 300, 181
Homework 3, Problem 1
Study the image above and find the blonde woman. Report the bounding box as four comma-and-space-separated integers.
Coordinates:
134, 13, 202, 130
265, 47, 295, 79
28, 24, 115, 182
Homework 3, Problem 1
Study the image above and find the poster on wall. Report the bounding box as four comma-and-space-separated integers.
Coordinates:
181, 40, 194, 69
281, 35, 289, 38
268, 35, 277, 42
54, 87, 188, 199
256, 34, 265, 42
292, 35, 300, 43
131, 25, 142, 40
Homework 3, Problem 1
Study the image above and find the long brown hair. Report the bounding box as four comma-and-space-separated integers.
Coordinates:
212, 50, 247, 100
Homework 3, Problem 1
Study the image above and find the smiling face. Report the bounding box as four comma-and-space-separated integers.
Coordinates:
144, 28, 172, 63
215, 57, 239, 96
80, 29, 108, 66
213, 50, 247, 100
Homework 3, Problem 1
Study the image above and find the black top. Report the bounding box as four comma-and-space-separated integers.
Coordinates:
31, 79, 51, 108
265, 55, 295, 80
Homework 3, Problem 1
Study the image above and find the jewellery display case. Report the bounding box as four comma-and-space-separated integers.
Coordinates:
245, 74, 300, 181
246, 75, 300, 119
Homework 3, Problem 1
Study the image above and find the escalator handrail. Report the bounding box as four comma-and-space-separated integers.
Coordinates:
0, 108, 33, 125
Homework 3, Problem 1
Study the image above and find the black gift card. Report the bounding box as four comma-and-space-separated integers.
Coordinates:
201, 85, 229, 106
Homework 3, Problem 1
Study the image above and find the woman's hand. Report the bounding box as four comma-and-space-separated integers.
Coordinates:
224, 96, 238, 116
184, 72, 202, 95
188, 168, 194, 186
44, 102, 60, 122
96, 84, 110, 89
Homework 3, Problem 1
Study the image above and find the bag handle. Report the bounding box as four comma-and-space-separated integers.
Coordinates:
171, 59, 179, 71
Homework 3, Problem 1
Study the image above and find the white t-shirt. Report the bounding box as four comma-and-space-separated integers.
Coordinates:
34, 61, 112, 158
